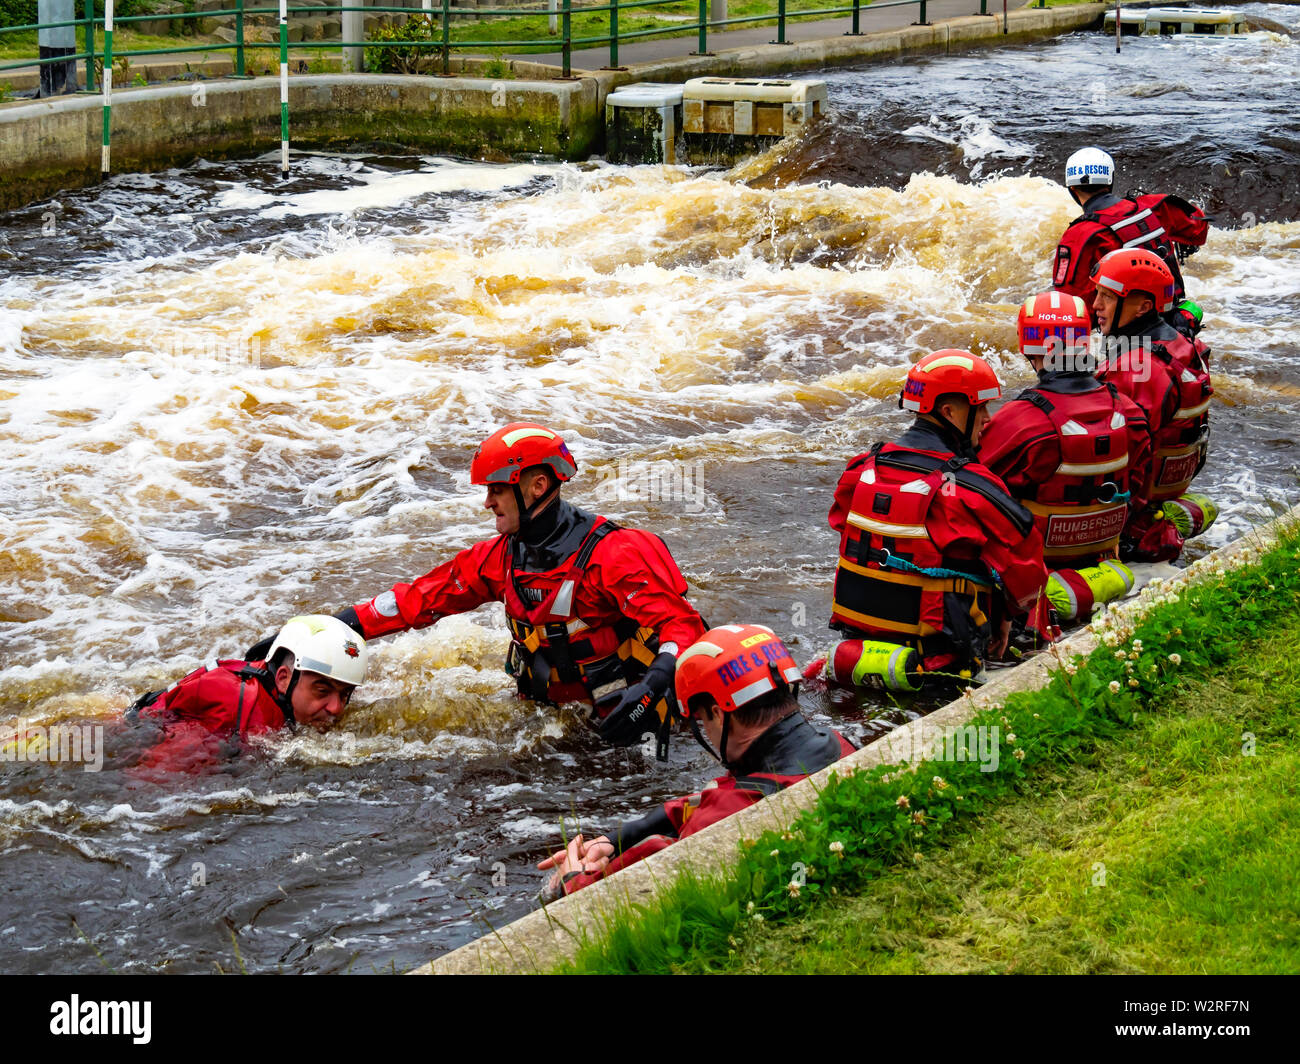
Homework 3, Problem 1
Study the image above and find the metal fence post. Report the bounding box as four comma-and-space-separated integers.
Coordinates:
82, 0, 97, 91
442, 0, 450, 74
279, 0, 289, 173
609, 0, 618, 68
562, 0, 571, 77
235, 0, 245, 76
697, 0, 707, 54
919, 0, 927, 25
848, 0, 860, 35
101, 0, 113, 175
776, 0, 786, 43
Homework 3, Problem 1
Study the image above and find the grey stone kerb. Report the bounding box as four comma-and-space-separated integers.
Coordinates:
412, 502, 1299, 974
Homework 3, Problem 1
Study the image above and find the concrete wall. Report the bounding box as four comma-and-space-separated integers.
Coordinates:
413, 504, 1300, 974
0, 73, 602, 211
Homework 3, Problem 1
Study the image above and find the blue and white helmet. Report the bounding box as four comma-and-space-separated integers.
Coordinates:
1064, 147, 1115, 189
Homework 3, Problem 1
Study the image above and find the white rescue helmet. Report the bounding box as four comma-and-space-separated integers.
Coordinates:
266, 615, 367, 688
1064, 147, 1115, 189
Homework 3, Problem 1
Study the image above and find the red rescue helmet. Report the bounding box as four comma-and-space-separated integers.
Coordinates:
1093, 248, 1176, 314
469, 423, 578, 486
900, 349, 1002, 414
674, 624, 802, 716
1017, 291, 1091, 358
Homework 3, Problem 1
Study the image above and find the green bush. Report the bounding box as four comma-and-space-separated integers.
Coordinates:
365, 14, 439, 75
1, 1, 155, 32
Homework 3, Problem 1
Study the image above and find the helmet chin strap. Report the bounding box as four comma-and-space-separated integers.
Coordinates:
511, 479, 561, 536
688, 711, 732, 767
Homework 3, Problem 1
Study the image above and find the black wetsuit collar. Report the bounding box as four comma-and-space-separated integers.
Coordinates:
896, 418, 977, 462
511, 499, 601, 572
1035, 368, 1104, 394
725, 712, 843, 777
1112, 309, 1175, 342
1081, 189, 1123, 215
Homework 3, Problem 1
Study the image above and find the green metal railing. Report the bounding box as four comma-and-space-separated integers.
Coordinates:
1, 0, 993, 174
0, 0, 973, 83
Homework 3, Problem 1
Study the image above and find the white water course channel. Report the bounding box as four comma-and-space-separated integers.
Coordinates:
0, 6, 1297, 972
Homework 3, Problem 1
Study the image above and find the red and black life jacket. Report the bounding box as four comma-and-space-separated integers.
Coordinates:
1006, 382, 1135, 564
503, 517, 662, 709
1148, 333, 1213, 501
830, 444, 1014, 671
1054, 192, 1208, 302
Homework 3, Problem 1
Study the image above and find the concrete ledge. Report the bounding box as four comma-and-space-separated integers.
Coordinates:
414, 501, 1300, 974
0, 73, 602, 211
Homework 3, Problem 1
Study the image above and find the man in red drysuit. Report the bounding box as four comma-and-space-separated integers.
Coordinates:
828, 350, 1051, 681
128, 614, 367, 773
537, 624, 855, 899
250, 423, 706, 759
1092, 250, 1213, 562
1052, 146, 1208, 327
979, 290, 1151, 570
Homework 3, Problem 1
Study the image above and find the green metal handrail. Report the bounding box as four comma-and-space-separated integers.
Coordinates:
1, 0, 958, 171
0, 0, 954, 79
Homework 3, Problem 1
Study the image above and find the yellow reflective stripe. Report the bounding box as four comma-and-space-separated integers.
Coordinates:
836, 558, 979, 595
1056, 455, 1129, 476
1174, 399, 1211, 419
832, 601, 927, 636
502, 426, 556, 447
847, 511, 929, 539
921, 353, 974, 372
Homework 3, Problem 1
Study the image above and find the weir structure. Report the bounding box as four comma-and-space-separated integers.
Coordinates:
413, 502, 1300, 974
0, 2, 1106, 211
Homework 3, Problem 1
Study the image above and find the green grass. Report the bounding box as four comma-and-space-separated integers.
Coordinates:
723, 625, 1300, 973
554, 531, 1300, 974
0, 27, 214, 63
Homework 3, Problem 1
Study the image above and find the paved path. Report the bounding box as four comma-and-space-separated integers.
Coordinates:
508, 0, 1020, 69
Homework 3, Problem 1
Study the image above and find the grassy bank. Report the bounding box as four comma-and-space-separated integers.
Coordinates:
726, 622, 1300, 973
556, 529, 1300, 974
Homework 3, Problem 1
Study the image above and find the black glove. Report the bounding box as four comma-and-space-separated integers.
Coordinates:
597, 652, 677, 748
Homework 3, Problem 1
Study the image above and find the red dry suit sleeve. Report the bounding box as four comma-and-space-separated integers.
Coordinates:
1118, 393, 1153, 515
583, 530, 706, 651
977, 405, 1061, 501
926, 470, 1050, 617
1154, 194, 1209, 251
829, 454, 869, 534
561, 778, 766, 895
350, 536, 508, 639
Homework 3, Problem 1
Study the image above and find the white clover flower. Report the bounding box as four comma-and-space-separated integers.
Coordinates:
1115, 650, 1127, 660
912, 852, 924, 864
896, 794, 910, 809
1109, 680, 1121, 693
746, 901, 755, 914
787, 881, 801, 899
1007, 733, 1017, 744
830, 841, 845, 855
1013, 748, 1026, 761
769, 849, 780, 858
1128, 678, 1140, 689
932, 776, 948, 790
1168, 653, 1182, 665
